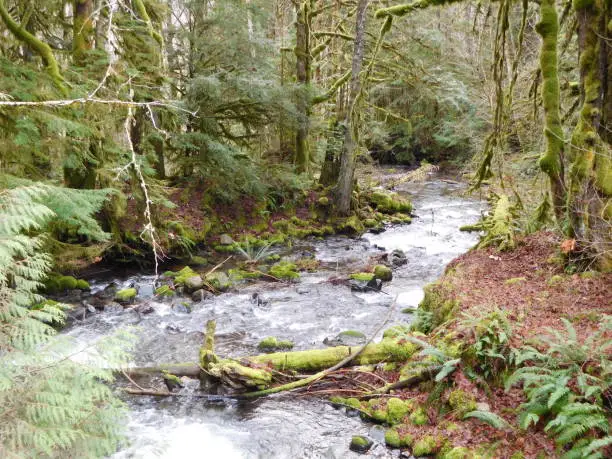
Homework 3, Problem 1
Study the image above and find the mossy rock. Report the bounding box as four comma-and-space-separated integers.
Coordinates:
349, 272, 374, 282
373, 264, 392, 281
155, 285, 175, 297
349, 435, 373, 453
205, 272, 233, 291
189, 256, 208, 267
58, 276, 78, 290
173, 266, 197, 285
336, 215, 365, 235
75, 279, 90, 290
257, 337, 294, 352
386, 397, 411, 424
412, 435, 439, 456
367, 191, 413, 214
412, 281, 459, 334
264, 254, 281, 262
115, 288, 137, 304
318, 196, 330, 206
448, 390, 477, 417
384, 429, 401, 448
409, 406, 428, 426
269, 261, 299, 280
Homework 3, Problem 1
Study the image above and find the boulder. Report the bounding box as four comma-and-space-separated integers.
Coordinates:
389, 249, 407, 267
350, 278, 383, 292
191, 289, 212, 302
184, 275, 204, 292
349, 436, 373, 454
115, 288, 137, 305
373, 264, 393, 282
219, 234, 234, 245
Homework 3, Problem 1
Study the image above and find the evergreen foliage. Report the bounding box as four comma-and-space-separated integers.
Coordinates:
0, 185, 133, 457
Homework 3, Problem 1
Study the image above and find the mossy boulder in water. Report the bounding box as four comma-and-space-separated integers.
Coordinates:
155, 285, 175, 297
373, 264, 392, 281
76, 279, 90, 290
367, 190, 412, 214
183, 275, 204, 292
115, 288, 137, 304
349, 272, 374, 282
205, 272, 233, 291
349, 436, 373, 453
257, 337, 294, 352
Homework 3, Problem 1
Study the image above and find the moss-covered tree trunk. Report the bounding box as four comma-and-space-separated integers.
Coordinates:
536, 0, 566, 223
73, 0, 94, 64
294, 0, 313, 173
334, 0, 369, 215
567, 0, 612, 269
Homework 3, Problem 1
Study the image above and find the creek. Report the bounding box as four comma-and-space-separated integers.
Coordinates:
63, 177, 482, 459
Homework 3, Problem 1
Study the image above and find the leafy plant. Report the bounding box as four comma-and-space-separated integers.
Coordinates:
506, 318, 611, 457
463, 410, 511, 430
235, 237, 274, 264
0, 184, 134, 457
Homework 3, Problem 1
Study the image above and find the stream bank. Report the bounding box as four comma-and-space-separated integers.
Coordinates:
62, 178, 484, 458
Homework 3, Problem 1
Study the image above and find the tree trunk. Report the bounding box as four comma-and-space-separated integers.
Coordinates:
333, 0, 369, 216
567, 0, 611, 269
536, 0, 566, 222
73, 0, 94, 64
294, 1, 312, 173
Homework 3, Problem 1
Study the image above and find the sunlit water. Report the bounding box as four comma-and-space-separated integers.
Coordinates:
64, 178, 483, 458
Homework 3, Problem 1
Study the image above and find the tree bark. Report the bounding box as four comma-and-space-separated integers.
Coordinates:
294, 1, 313, 173
73, 0, 94, 64
333, 0, 369, 215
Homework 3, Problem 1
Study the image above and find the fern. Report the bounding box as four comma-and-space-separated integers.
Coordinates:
463, 410, 511, 430
0, 185, 134, 457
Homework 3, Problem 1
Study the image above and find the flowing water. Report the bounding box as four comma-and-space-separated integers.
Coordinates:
64, 177, 483, 459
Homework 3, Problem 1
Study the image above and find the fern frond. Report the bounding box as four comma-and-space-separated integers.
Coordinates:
463, 410, 511, 430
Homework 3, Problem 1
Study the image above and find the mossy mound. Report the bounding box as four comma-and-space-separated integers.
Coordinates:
386, 397, 411, 424
115, 288, 137, 304
349, 272, 374, 282
349, 435, 373, 453
382, 324, 411, 339
269, 261, 299, 280
412, 435, 440, 456
411, 281, 459, 334
384, 428, 413, 448
257, 337, 294, 352
409, 406, 428, 425
448, 390, 477, 417
366, 190, 413, 214
44, 275, 91, 294
336, 215, 365, 235
373, 264, 392, 281
441, 446, 474, 459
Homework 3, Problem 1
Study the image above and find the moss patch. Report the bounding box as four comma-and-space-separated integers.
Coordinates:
269, 261, 299, 280
115, 288, 137, 304
257, 337, 295, 352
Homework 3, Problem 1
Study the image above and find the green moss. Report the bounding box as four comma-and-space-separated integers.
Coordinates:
573, 0, 594, 10
339, 330, 366, 338
174, 266, 197, 285
382, 362, 397, 371
412, 281, 459, 334
257, 337, 294, 352
409, 406, 428, 426
155, 285, 175, 297
547, 274, 564, 285
387, 397, 411, 424
504, 277, 526, 285
205, 272, 233, 291
163, 270, 176, 278
265, 254, 281, 262
373, 265, 392, 281
59, 276, 78, 290
318, 196, 330, 206
115, 288, 137, 303
384, 429, 401, 448
510, 452, 525, 459
349, 272, 374, 281
269, 261, 299, 280
350, 436, 372, 451
337, 215, 365, 234
189, 256, 208, 266
344, 397, 363, 410
74, 279, 89, 290
412, 435, 439, 456
367, 191, 413, 214
161, 370, 182, 385
364, 218, 378, 228
382, 324, 411, 339
448, 390, 477, 417
580, 271, 599, 279
441, 447, 473, 459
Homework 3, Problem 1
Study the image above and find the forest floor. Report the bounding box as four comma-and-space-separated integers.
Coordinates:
328, 231, 611, 458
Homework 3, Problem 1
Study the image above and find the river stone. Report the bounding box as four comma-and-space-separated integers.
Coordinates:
96, 282, 118, 300
136, 303, 155, 315
349, 277, 383, 292
191, 289, 212, 302
104, 302, 124, 314
184, 275, 204, 292
390, 249, 407, 267
373, 264, 393, 281
219, 234, 234, 245
66, 306, 88, 325
349, 436, 373, 453
172, 301, 192, 314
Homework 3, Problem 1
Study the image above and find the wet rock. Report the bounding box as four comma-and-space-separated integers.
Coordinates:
390, 249, 407, 267
171, 301, 192, 314
115, 288, 137, 305
192, 289, 212, 302
373, 264, 393, 282
104, 302, 124, 314
165, 324, 184, 334
96, 282, 118, 300
184, 275, 204, 292
250, 292, 269, 307
349, 436, 373, 453
219, 234, 234, 245
162, 371, 184, 392
136, 303, 155, 315
324, 330, 366, 347
296, 286, 310, 295
350, 278, 383, 292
